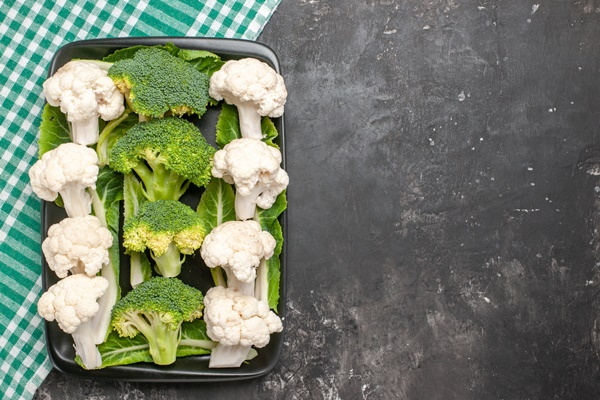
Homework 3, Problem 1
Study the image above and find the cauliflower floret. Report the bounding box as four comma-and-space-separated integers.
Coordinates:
209, 58, 287, 139
42, 215, 113, 279
43, 60, 124, 145
38, 274, 109, 369
201, 220, 275, 291
212, 138, 288, 220
28, 142, 99, 217
38, 274, 109, 333
204, 286, 282, 368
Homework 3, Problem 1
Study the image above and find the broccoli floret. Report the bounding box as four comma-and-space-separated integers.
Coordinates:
111, 277, 204, 365
123, 200, 206, 278
108, 117, 215, 201
107, 47, 210, 118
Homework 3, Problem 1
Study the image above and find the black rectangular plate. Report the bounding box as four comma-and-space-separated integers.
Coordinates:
41, 37, 286, 382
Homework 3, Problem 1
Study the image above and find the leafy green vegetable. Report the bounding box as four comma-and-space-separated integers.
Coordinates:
176, 48, 225, 77
255, 192, 286, 310
76, 330, 152, 369
123, 173, 152, 287
196, 177, 236, 234
177, 320, 216, 357
89, 166, 124, 343
215, 103, 280, 149
102, 43, 179, 63
38, 104, 71, 157
215, 103, 240, 148
96, 110, 138, 167
76, 320, 214, 369
261, 114, 280, 149
196, 177, 236, 287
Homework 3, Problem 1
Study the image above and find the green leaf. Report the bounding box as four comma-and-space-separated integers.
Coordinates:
91, 166, 124, 272
123, 173, 147, 220
177, 320, 216, 357
256, 190, 287, 229
255, 191, 286, 310
196, 177, 236, 233
266, 219, 283, 309
38, 104, 71, 157
76, 330, 153, 369
123, 173, 152, 286
162, 42, 181, 56
90, 167, 124, 341
261, 116, 280, 149
96, 111, 138, 167
103, 45, 148, 62
177, 49, 225, 77
103, 43, 179, 63
94, 167, 125, 230
215, 103, 241, 148
77, 321, 215, 369
197, 177, 236, 287
215, 103, 281, 149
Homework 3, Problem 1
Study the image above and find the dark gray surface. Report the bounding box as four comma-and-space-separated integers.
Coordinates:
34, 0, 600, 399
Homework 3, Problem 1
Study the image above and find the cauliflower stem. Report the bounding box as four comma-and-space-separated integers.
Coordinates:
235, 101, 264, 139
209, 344, 251, 368
72, 321, 103, 370
235, 184, 267, 221
254, 259, 269, 303
61, 183, 93, 219
222, 267, 255, 296
70, 118, 100, 147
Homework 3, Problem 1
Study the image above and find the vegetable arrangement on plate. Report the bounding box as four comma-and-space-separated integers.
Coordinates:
29, 42, 288, 370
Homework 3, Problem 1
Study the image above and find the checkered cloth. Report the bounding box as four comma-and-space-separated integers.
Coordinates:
0, 1, 281, 398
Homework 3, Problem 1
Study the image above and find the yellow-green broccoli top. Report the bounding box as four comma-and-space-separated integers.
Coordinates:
123, 199, 206, 256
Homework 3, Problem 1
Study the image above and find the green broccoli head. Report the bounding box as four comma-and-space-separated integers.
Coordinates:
111, 277, 204, 365
108, 117, 215, 201
107, 47, 210, 118
123, 200, 206, 278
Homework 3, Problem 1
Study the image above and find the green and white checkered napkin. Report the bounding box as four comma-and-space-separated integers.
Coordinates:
0, 1, 281, 398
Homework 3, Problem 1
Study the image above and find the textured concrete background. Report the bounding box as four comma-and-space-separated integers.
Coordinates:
35, 0, 600, 399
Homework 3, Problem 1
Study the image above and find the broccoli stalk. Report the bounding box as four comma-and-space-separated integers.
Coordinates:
117, 310, 181, 365
111, 277, 204, 365
123, 200, 206, 278
109, 117, 215, 202
152, 242, 187, 276
131, 150, 190, 201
